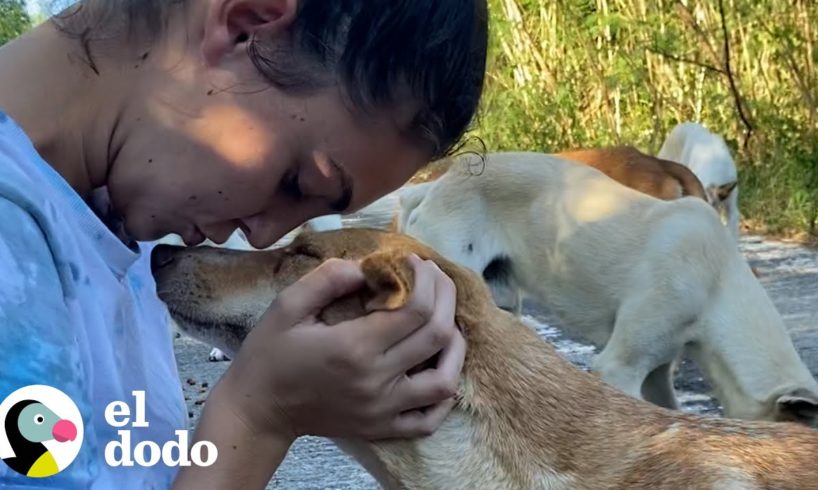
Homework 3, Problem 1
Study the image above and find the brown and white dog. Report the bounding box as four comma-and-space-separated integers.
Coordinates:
556, 146, 707, 201
151, 229, 818, 489
397, 152, 818, 423
556, 145, 759, 276
394, 145, 708, 235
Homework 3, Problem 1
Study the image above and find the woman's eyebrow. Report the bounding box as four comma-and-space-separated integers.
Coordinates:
329, 159, 354, 212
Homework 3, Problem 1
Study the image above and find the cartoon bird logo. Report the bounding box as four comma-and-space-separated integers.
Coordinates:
2, 399, 78, 478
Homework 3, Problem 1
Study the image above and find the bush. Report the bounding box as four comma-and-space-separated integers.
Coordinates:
0, 0, 31, 46
471, 0, 818, 239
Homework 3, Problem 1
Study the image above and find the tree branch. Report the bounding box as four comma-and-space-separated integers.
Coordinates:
646, 47, 726, 75
717, 0, 753, 149
675, 0, 721, 63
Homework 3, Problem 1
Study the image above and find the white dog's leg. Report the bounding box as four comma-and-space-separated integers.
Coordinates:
485, 279, 523, 317
641, 362, 679, 409
591, 296, 685, 404
510, 290, 523, 317
496, 287, 522, 317
591, 356, 647, 402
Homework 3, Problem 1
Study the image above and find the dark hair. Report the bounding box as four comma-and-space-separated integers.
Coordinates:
52, 0, 488, 159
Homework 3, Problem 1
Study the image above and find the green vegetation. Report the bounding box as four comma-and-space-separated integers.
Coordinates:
3, 1, 816, 238
0, 0, 31, 46
473, 0, 818, 239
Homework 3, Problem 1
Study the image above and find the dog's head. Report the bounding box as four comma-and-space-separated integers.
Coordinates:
151, 228, 491, 356
704, 181, 737, 206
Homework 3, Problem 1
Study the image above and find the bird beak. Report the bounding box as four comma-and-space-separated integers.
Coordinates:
52, 419, 77, 442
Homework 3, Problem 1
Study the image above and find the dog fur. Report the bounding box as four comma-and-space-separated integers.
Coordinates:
658, 122, 740, 242
152, 228, 818, 490
393, 181, 437, 232
397, 151, 818, 423
158, 214, 343, 361
396, 145, 707, 236
556, 146, 707, 201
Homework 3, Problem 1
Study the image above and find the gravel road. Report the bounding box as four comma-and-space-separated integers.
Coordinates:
173, 197, 818, 489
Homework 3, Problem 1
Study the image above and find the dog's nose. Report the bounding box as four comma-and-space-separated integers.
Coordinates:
151, 244, 182, 272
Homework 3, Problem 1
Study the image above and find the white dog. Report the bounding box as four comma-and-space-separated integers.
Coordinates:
399, 152, 818, 423
159, 214, 343, 361
658, 122, 740, 243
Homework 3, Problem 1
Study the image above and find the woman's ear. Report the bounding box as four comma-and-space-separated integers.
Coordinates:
202, 0, 298, 66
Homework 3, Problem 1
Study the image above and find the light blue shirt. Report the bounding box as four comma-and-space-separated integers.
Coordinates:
0, 111, 187, 489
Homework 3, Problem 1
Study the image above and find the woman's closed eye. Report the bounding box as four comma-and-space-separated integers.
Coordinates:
281, 157, 353, 212
281, 169, 303, 200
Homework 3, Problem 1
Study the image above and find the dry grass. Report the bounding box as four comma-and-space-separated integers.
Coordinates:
470, 0, 818, 238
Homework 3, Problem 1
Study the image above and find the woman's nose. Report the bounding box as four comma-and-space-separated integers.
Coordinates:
242, 215, 294, 250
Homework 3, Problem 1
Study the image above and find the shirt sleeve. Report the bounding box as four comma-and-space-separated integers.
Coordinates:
0, 198, 98, 489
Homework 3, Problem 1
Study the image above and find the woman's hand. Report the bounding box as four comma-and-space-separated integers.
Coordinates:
232, 254, 464, 439
173, 256, 464, 489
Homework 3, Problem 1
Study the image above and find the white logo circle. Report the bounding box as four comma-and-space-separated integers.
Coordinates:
0, 385, 84, 478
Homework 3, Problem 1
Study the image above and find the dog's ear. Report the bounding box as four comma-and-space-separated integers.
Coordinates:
775, 388, 818, 427
360, 252, 415, 312
716, 181, 737, 201
395, 182, 434, 231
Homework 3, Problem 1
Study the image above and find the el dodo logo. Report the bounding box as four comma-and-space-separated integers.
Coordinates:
0, 385, 82, 478
104, 391, 217, 468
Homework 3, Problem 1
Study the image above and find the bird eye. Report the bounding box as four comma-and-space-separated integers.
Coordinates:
34, 414, 45, 425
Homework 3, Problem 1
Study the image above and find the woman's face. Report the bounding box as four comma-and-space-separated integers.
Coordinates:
106, 43, 427, 249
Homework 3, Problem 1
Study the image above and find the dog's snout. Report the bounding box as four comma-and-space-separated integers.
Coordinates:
151, 244, 183, 272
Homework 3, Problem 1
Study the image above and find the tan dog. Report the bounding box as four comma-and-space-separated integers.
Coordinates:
398, 152, 818, 423
159, 214, 345, 362
558, 146, 760, 276
556, 146, 707, 201
152, 229, 818, 489
394, 145, 707, 235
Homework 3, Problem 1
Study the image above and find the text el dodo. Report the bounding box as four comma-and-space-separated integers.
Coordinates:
104, 391, 217, 468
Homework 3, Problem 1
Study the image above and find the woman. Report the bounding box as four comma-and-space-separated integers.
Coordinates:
0, 1, 488, 488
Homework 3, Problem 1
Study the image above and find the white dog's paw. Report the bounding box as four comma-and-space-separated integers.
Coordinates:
208, 348, 231, 362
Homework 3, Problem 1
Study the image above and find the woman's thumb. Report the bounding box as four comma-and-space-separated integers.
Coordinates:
272, 258, 366, 322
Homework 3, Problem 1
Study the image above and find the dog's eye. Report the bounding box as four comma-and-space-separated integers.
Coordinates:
293, 243, 323, 260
